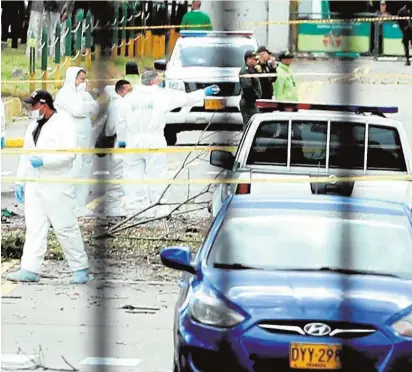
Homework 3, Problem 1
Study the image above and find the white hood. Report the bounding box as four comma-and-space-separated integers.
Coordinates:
62, 66, 86, 92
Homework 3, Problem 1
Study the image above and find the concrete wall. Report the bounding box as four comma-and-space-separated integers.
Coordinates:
200, 0, 290, 52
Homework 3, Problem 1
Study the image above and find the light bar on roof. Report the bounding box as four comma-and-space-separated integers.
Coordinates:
179, 30, 254, 38
256, 100, 399, 114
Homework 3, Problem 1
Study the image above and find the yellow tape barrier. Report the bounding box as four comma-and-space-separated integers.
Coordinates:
0, 146, 236, 155
104, 16, 412, 31
2, 174, 412, 186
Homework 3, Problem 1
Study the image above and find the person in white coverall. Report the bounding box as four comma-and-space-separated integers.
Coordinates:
116, 70, 220, 216
101, 79, 133, 216
54, 67, 99, 217
6, 90, 90, 284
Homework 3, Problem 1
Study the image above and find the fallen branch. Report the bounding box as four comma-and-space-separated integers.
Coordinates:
1, 346, 78, 371
104, 116, 218, 237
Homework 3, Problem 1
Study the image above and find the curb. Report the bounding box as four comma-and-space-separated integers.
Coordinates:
3, 98, 23, 121
5, 138, 24, 148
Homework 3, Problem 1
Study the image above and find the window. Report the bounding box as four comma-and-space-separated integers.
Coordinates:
207, 213, 412, 278
291, 121, 327, 167
246, 121, 289, 166
367, 126, 406, 171
174, 44, 255, 68
329, 122, 365, 170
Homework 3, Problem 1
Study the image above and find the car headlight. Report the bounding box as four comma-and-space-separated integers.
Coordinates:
392, 311, 412, 337
165, 79, 186, 91
189, 287, 246, 328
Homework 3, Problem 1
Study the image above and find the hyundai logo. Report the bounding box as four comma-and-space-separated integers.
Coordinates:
303, 323, 332, 336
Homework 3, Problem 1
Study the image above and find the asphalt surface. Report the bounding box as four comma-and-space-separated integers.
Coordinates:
1, 58, 412, 371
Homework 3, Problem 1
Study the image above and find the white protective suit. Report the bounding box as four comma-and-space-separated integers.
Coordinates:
54, 67, 99, 212
117, 85, 206, 215
16, 111, 88, 274
101, 86, 125, 216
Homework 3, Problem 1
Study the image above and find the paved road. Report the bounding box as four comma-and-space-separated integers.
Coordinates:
1, 58, 412, 371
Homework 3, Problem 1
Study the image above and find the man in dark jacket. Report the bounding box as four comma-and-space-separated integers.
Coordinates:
239, 50, 262, 130
256, 45, 277, 99
397, 1, 412, 66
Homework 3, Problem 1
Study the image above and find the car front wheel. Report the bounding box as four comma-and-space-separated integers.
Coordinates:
165, 127, 178, 146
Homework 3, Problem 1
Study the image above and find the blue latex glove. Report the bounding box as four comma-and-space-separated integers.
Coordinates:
118, 141, 126, 148
1, 137, 5, 149
30, 156, 44, 168
204, 84, 220, 96
14, 184, 24, 203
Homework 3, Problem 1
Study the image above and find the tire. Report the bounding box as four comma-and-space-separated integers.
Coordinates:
165, 127, 178, 146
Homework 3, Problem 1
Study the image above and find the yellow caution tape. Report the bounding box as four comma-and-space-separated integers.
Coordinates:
1, 78, 121, 85
105, 16, 412, 31
2, 174, 412, 186
1, 146, 237, 155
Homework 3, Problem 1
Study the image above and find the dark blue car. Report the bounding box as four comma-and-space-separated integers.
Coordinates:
160, 195, 412, 372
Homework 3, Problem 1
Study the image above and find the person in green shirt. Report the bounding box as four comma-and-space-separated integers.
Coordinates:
273, 50, 299, 102
124, 61, 141, 85
181, 1, 213, 30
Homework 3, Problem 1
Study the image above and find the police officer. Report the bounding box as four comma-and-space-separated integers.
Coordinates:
256, 46, 278, 99
274, 49, 298, 102
397, 1, 412, 66
239, 50, 262, 130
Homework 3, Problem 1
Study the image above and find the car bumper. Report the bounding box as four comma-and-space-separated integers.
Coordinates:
166, 96, 243, 128
176, 316, 412, 372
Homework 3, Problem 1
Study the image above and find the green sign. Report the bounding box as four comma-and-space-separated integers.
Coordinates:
298, 22, 371, 53
383, 22, 410, 56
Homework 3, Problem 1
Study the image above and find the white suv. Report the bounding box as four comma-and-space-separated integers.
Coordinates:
154, 31, 259, 145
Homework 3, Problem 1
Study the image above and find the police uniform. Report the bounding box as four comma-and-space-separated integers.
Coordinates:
397, 2, 412, 66
256, 46, 277, 99
273, 50, 298, 102
239, 51, 262, 130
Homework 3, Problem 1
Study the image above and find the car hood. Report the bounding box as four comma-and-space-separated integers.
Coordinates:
165, 67, 240, 82
203, 269, 412, 323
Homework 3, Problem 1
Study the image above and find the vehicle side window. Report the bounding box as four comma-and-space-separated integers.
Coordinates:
367, 126, 406, 171
329, 122, 365, 170
291, 121, 327, 168
246, 121, 289, 166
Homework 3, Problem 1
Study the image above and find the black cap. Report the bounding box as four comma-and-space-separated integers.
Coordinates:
257, 45, 271, 54
278, 49, 295, 60
125, 60, 139, 75
24, 90, 55, 109
244, 50, 260, 62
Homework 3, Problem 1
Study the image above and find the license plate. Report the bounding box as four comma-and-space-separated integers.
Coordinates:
289, 343, 342, 370
205, 98, 226, 111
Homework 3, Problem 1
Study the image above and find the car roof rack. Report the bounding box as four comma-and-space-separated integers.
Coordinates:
179, 30, 254, 38
255, 99, 398, 118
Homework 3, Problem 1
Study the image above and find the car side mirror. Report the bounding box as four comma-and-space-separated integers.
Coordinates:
154, 59, 167, 71
210, 150, 235, 170
160, 247, 195, 274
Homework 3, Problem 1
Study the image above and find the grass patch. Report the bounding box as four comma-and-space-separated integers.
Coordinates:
1, 43, 157, 99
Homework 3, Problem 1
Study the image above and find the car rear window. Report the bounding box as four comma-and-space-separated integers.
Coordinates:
246, 120, 407, 172
174, 44, 255, 68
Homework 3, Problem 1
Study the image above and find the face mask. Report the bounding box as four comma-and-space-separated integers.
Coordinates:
77, 82, 87, 92
30, 108, 44, 120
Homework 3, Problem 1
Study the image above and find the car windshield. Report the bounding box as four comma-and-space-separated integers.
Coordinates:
174, 43, 255, 68
207, 211, 412, 278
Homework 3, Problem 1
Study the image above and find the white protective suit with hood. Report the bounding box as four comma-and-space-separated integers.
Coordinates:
54, 67, 99, 212
16, 111, 88, 275
117, 85, 206, 215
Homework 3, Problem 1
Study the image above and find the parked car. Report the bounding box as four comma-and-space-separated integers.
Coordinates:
210, 101, 412, 217
161, 194, 412, 372
153, 30, 259, 145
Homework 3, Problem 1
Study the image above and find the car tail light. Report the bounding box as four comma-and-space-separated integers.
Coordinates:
235, 183, 251, 194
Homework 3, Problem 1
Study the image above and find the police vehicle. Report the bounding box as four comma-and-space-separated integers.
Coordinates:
153, 30, 259, 145
209, 100, 412, 217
